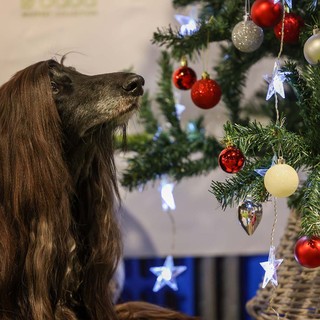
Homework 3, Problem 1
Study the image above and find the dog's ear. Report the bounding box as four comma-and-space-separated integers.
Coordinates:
0, 60, 77, 319
48, 59, 61, 78
48, 59, 59, 68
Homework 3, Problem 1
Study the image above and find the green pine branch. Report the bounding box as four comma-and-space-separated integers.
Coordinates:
155, 52, 182, 132
120, 0, 320, 237
285, 63, 320, 154
210, 164, 268, 210
297, 169, 320, 237
209, 118, 309, 208
138, 91, 159, 135
120, 51, 222, 191
210, 64, 320, 234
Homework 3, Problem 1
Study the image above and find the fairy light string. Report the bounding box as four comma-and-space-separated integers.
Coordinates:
201, 16, 214, 76
149, 177, 187, 293
274, 0, 287, 126
267, 198, 281, 320
269, 287, 281, 320
159, 176, 177, 254
270, 197, 279, 248
260, 1, 288, 317
167, 208, 177, 254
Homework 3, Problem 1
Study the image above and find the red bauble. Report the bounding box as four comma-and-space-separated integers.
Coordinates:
172, 65, 197, 90
191, 73, 221, 109
274, 13, 304, 44
218, 146, 245, 173
251, 0, 283, 28
294, 236, 320, 268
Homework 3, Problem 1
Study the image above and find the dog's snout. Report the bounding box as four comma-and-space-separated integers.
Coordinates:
122, 74, 144, 96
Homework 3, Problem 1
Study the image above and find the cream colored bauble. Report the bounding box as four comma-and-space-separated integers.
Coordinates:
264, 163, 299, 198
303, 28, 320, 65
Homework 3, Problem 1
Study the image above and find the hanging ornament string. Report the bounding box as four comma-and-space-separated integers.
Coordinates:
232, 2, 264, 53
201, 19, 211, 74
277, 0, 287, 60
274, 0, 287, 126
269, 287, 281, 320
260, 4, 287, 317
270, 197, 279, 249
274, 84, 280, 125
159, 176, 177, 254
244, 0, 251, 16
259, 197, 284, 289
192, 16, 222, 110
268, 197, 281, 320
167, 207, 177, 254
149, 177, 187, 293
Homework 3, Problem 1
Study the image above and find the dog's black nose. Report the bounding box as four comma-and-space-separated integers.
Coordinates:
122, 74, 144, 96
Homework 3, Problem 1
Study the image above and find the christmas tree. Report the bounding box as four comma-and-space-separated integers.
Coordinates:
121, 0, 319, 236
119, 0, 320, 316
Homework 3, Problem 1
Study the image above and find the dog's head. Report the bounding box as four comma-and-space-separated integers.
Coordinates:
48, 59, 144, 137
0, 58, 144, 319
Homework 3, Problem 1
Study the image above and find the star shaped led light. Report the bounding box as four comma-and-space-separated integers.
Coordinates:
174, 91, 186, 119
150, 255, 187, 292
274, 0, 292, 9
254, 154, 278, 176
260, 246, 283, 288
160, 176, 176, 211
311, 0, 318, 10
175, 6, 199, 36
175, 103, 186, 119
263, 60, 289, 100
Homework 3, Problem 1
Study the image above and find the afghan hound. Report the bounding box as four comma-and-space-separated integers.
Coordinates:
0, 58, 144, 319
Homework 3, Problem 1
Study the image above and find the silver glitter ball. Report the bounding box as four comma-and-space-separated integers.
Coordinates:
238, 198, 263, 236
232, 19, 264, 53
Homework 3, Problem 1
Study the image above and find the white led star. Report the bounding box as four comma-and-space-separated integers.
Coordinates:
152, 126, 163, 141
175, 103, 186, 119
174, 91, 186, 119
175, 6, 199, 36
274, 0, 292, 9
254, 154, 278, 176
311, 0, 318, 10
150, 255, 187, 292
254, 168, 268, 176
160, 177, 176, 211
263, 60, 289, 100
260, 246, 283, 288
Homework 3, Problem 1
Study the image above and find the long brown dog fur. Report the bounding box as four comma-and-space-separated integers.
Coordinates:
0, 59, 144, 319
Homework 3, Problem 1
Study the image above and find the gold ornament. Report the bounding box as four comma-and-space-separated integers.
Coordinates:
264, 159, 299, 198
303, 28, 320, 65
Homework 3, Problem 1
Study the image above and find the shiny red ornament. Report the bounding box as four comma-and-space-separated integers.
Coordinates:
274, 13, 304, 44
191, 73, 221, 109
172, 57, 197, 90
294, 236, 320, 268
251, 0, 283, 28
218, 146, 245, 174
172, 66, 197, 90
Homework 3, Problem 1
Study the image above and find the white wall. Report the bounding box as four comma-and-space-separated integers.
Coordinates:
0, 0, 290, 257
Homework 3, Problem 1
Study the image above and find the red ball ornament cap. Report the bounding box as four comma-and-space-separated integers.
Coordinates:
218, 146, 245, 174
191, 72, 222, 109
294, 236, 320, 269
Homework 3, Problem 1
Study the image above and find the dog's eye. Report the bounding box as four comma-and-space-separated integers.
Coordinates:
51, 81, 59, 94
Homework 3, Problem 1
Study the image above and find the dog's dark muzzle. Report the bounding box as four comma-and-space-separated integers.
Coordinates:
122, 74, 145, 97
